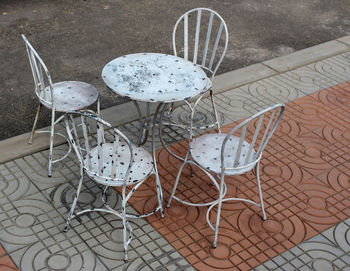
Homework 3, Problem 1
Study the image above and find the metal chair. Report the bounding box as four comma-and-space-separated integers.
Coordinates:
167, 103, 285, 248
63, 111, 164, 262
166, 8, 229, 132
22, 34, 100, 176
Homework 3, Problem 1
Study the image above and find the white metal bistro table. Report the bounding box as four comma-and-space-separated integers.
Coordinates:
102, 52, 211, 211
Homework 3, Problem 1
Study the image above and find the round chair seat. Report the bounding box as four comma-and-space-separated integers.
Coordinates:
83, 143, 154, 186
42, 81, 99, 112
191, 133, 257, 175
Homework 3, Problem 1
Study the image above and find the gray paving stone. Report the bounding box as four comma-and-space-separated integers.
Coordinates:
254, 265, 270, 271
0, 146, 194, 270
299, 266, 313, 271
309, 52, 350, 84
337, 35, 350, 46
213, 63, 277, 92
290, 258, 304, 269
273, 255, 287, 266
263, 260, 279, 269
281, 262, 295, 271
256, 219, 350, 271
279, 66, 339, 95
263, 40, 350, 72
290, 246, 304, 257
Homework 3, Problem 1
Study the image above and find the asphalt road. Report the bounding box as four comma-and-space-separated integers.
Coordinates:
1, 0, 350, 140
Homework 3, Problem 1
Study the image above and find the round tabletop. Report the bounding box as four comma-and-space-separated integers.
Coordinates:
101, 53, 211, 103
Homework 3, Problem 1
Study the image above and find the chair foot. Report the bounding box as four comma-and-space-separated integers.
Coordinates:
160, 209, 165, 218
48, 165, 52, 177
63, 224, 69, 233
189, 164, 194, 177
48, 174, 52, 178
123, 250, 128, 263
212, 244, 216, 249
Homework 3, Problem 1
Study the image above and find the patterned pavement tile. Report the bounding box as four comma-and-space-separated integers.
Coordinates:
255, 219, 350, 271
278, 67, 340, 96
1, 51, 350, 270
239, 76, 304, 105
160, 50, 350, 138
308, 52, 350, 84
121, 82, 350, 270
0, 150, 194, 270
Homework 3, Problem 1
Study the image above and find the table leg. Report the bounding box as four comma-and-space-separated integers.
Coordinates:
159, 103, 187, 162
152, 103, 164, 217
133, 101, 152, 146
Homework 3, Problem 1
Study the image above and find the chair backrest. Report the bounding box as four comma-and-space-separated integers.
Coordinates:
22, 34, 54, 106
64, 111, 133, 184
172, 8, 229, 80
221, 104, 285, 172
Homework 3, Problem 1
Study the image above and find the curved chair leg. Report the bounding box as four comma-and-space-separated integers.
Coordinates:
29, 103, 42, 144
167, 160, 188, 208
210, 90, 221, 133
212, 175, 225, 248
255, 162, 266, 220
48, 108, 56, 177
64, 167, 84, 232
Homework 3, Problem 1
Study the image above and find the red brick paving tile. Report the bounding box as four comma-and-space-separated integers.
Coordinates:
238, 250, 251, 261
337, 212, 348, 220
118, 82, 350, 270
247, 256, 260, 268
343, 206, 350, 216
247, 245, 260, 256
0, 246, 5, 257
0, 258, 18, 271
179, 247, 192, 257
189, 243, 202, 253
231, 243, 244, 253
229, 253, 243, 263
172, 240, 184, 249
198, 238, 210, 249
255, 253, 269, 263
274, 244, 287, 254
196, 250, 209, 260
187, 254, 200, 265
235, 262, 250, 271
0, 244, 17, 271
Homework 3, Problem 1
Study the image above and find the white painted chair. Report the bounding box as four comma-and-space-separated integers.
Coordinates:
22, 34, 100, 176
63, 111, 164, 262
167, 103, 285, 248
166, 8, 229, 132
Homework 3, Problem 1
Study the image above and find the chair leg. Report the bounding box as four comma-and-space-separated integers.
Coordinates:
210, 90, 221, 133
167, 160, 188, 208
121, 187, 129, 262
212, 175, 225, 248
255, 162, 266, 220
155, 173, 165, 217
29, 103, 42, 144
48, 109, 56, 177
97, 98, 101, 116
64, 168, 84, 232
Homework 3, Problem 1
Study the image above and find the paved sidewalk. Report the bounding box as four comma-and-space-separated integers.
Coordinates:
0, 36, 349, 270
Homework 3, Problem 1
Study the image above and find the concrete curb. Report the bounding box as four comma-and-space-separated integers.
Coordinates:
1, 35, 349, 164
